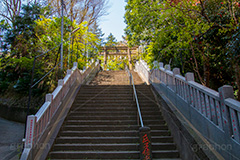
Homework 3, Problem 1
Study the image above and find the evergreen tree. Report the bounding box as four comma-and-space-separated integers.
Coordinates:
105, 33, 117, 46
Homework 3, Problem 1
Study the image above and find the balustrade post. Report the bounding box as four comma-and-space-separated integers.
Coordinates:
173, 68, 180, 92
165, 64, 171, 71
139, 127, 152, 160
67, 69, 72, 75
185, 72, 195, 81
185, 72, 195, 104
67, 69, 72, 87
25, 115, 37, 148
46, 93, 53, 102
159, 62, 164, 82
58, 79, 64, 86
46, 94, 53, 119
159, 62, 164, 68
164, 65, 170, 85
58, 79, 64, 99
73, 62, 78, 67
218, 85, 234, 137
153, 61, 158, 69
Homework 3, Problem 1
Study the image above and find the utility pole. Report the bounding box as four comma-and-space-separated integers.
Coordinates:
60, 0, 64, 70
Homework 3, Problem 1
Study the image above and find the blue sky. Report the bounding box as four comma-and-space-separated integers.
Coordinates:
99, 0, 127, 42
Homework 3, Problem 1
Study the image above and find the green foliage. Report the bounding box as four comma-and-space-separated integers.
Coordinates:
3, 3, 48, 58
105, 33, 117, 46
125, 0, 240, 98
0, 2, 100, 98
99, 56, 128, 71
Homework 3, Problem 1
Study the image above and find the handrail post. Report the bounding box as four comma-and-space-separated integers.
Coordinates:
139, 126, 152, 160
125, 64, 152, 159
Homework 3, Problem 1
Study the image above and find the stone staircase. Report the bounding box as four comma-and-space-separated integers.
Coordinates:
47, 71, 181, 159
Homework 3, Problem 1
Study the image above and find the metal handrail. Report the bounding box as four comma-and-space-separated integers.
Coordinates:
125, 66, 144, 127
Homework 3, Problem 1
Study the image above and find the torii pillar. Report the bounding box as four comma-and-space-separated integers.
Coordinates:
104, 48, 108, 70
128, 47, 132, 70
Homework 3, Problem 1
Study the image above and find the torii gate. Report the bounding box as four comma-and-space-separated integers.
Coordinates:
99, 46, 139, 70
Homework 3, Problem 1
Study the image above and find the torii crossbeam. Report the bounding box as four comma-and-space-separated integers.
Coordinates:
99, 46, 139, 70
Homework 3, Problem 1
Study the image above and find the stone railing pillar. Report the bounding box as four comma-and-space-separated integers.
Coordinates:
185, 72, 195, 81
58, 79, 64, 86
172, 68, 180, 92
67, 69, 72, 75
163, 65, 170, 84
73, 62, 78, 67
25, 115, 37, 148
165, 64, 171, 71
139, 126, 152, 160
153, 61, 158, 69
185, 72, 195, 103
45, 94, 53, 102
159, 62, 164, 69
218, 85, 234, 137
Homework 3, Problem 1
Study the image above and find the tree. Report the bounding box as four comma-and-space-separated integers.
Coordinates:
45, 0, 109, 27
105, 33, 117, 46
0, 3, 49, 94
91, 21, 105, 47
3, 3, 47, 58
0, 0, 22, 23
124, 0, 240, 99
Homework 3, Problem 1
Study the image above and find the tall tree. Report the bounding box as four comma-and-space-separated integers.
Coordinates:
0, 0, 22, 23
3, 3, 46, 58
105, 33, 117, 46
46, 0, 109, 27
125, 0, 240, 98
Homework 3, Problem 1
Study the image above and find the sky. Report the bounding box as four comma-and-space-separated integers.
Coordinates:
99, 0, 127, 42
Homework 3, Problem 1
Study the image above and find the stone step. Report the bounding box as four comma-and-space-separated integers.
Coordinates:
76, 94, 153, 98
72, 106, 159, 112
152, 150, 180, 159
62, 125, 168, 131
50, 159, 181, 160
49, 150, 180, 159
68, 111, 161, 116
67, 115, 163, 121
51, 158, 182, 160
74, 99, 156, 103
48, 73, 181, 159
52, 143, 176, 151
81, 85, 150, 88
73, 102, 157, 106
58, 130, 170, 138
55, 137, 139, 144
79, 86, 152, 90
78, 90, 153, 94
55, 136, 174, 144
49, 151, 140, 159
59, 130, 139, 137
71, 103, 159, 108
65, 120, 165, 125
52, 143, 139, 151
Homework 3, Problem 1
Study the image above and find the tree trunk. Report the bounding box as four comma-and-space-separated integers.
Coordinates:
235, 64, 240, 101
203, 52, 210, 87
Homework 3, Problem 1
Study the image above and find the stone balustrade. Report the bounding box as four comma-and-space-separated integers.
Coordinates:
135, 60, 240, 160
21, 60, 100, 160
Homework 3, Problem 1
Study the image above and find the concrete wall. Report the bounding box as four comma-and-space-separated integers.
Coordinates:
0, 104, 37, 123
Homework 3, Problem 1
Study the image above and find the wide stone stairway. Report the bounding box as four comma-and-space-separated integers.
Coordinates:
47, 71, 181, 159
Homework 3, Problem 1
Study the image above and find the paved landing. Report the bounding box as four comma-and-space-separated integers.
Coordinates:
0, 117, 24, 160
89, 70, 144, 85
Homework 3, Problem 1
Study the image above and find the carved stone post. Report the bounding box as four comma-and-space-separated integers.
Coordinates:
218, 85, 234, 137
173, 68, 180, 92
139, 127, 152, 160
104, 48, 107, 70
128, 47, 132, 70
